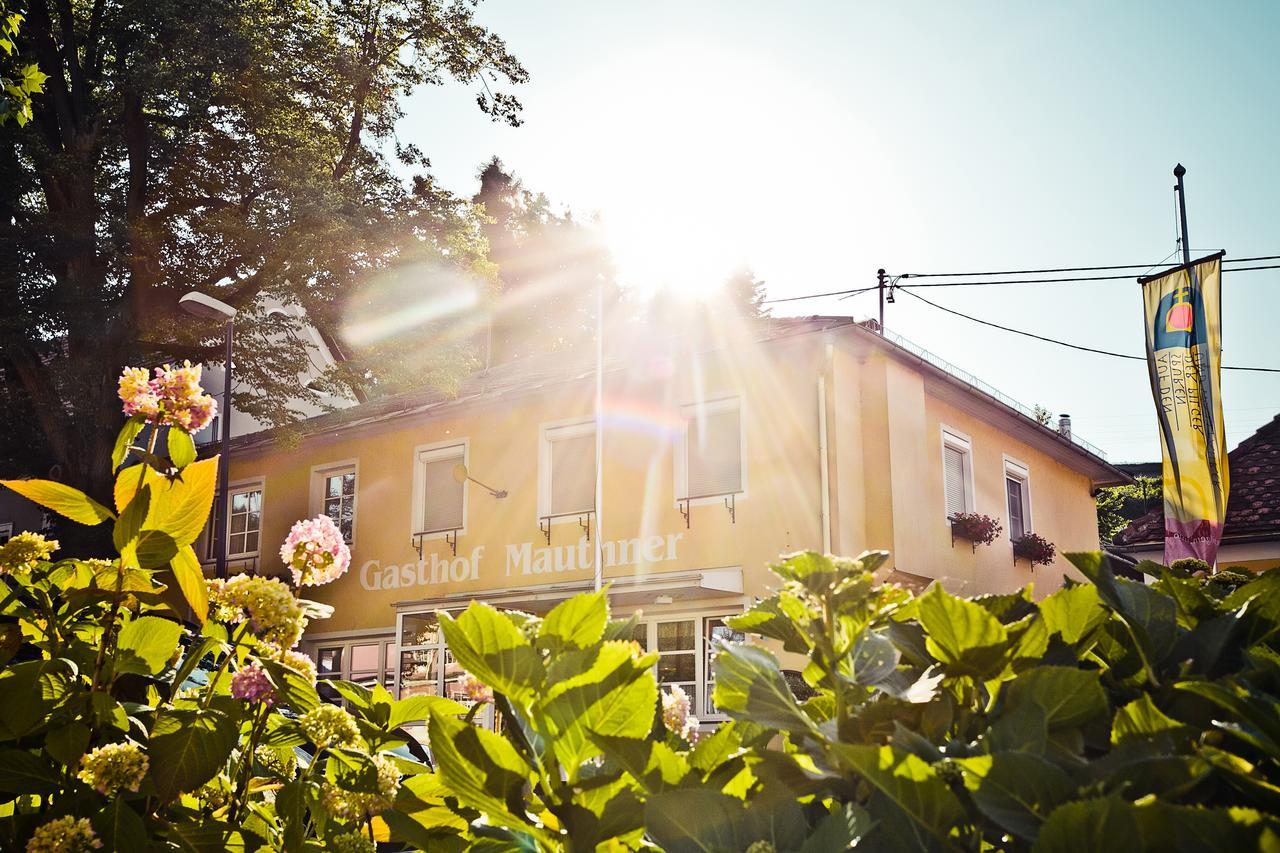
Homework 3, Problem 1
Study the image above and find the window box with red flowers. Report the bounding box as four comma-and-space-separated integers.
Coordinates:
1012, 532, 1055, 566
949, 513, 1002, 552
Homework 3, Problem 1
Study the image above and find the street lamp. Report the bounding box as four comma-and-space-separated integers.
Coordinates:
179, 291, 237, 579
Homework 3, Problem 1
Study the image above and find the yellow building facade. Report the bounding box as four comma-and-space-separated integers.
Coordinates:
211, 317, 1126, 720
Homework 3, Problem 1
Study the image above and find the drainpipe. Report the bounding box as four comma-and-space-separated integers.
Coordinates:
817, 342, 835, 553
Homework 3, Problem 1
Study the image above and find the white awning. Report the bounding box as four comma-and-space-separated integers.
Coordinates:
391, 567, 744, 614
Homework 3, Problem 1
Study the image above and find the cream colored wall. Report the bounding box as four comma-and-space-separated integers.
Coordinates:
914, 394, 1100, 597
227, 328, 1108, 635
230, 335, 828, 634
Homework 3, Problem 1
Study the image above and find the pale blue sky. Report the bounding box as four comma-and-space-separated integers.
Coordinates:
397, 1, 1279, 463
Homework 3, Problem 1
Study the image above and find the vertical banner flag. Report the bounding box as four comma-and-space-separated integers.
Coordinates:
1139, 252, 1229, 565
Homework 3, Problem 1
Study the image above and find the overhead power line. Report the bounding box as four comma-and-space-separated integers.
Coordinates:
899, 254, 1280, 279
899, 288, 1280, 374
899, 262, 1280, 288
762, 285, 877, 305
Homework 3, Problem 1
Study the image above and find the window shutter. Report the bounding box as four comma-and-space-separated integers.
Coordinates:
421, 453, 464, 532
1006, 477, 1025, 540
550, 431, 595, 515
687, 407, 742, 498
943, 445, 967, 516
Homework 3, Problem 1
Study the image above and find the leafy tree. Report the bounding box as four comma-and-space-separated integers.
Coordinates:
721, 266, 770, 319
0, 2, 45, 126
1096, 475, 1161, 543
0, 0, 526, 533
473, 157, 621, 364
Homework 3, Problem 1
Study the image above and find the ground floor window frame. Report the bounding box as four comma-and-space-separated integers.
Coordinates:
304, 632, 396, 701
391, 598, 746, 730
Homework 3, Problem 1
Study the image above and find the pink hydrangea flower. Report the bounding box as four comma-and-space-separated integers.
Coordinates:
230, 663, 275, 705
117, 361, 218, 434
661, 685, 700, 741
280, 515, 351, 587
456, 672, 494, 704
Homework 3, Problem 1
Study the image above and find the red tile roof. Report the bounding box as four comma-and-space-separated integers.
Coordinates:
1114, 413, 1280, 546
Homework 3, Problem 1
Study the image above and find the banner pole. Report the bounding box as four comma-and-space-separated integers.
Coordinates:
1174, 163, 1191, 265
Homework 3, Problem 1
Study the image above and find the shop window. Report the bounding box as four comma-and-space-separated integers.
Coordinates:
632, 611, 745, 722
395, 610, 497, 728
413, 444, 466, 537
1004, 458, 1032, 541
941, 428, 973, 519
682, 398, 743, 500
312, 463, 357, 544
311, 636, 396, 703
540, 421, 595, 519
704, 616, 746, 717
656, 619, 698, 713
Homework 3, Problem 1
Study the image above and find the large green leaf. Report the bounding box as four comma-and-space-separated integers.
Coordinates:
427, 709, 546, 844
1066, 552, 1178, 680
547, 651, 657, 771
0, 658, 76, 738
112, 416, 146, 472
0, 478, 114, 525
712, 642, 818, 736
260, 659, 321, 714
148, 708, 238, 801
168, 545, 209, 622
92, 796, 149, 853
830, 744, 965, 844
113, 458, 218, 548
439, 603, 546, 706
168, 427, 197, 468
0, 747, 61, 794
387, 694, 468, 729
917, 584, 1011, 677
957, 752, 1075, 841
1175, 679, 1280, 758
115, 614, 184, 676
1039, 583, 1107, 646
538, 589, 608, 649
1004, 666, 1108, 730
1033, 798, 1142, 853
644, 789, 770, 853
1111, 694, 1193, 745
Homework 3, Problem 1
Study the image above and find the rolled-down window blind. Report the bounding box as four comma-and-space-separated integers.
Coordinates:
549, 431, 595, 515
687, 407, 742, 498
421, 450, 464, 532
944, 444, 968, 517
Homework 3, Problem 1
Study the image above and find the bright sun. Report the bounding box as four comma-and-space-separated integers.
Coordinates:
600, 206, 744, 302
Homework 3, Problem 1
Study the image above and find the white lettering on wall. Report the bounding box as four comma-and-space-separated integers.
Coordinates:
357, 534, 683, 591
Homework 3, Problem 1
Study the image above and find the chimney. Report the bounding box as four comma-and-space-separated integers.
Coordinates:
1058, 413, 1072, 440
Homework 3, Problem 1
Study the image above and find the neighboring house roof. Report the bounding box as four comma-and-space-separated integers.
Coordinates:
1114, 413, 1280, 548
226, 314, 1128, 485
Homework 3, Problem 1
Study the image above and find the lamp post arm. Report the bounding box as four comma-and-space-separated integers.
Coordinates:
215, 319, 234, 579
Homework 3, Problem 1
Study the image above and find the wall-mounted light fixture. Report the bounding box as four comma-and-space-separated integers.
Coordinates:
452, 463, 507, 498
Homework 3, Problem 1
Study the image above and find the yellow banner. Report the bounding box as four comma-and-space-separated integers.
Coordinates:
1140, 253, 1229, 565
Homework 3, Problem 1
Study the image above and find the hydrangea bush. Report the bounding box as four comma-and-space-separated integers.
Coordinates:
4, 365, 1280, 850
0, 367, 464, 851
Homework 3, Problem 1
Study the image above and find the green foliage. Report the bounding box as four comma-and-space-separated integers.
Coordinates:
0, 0, 527, 504
7, 407, 1280, 849
1096, 475, 1161, 543
0, 3, 45, 127
0, 415, 444, 850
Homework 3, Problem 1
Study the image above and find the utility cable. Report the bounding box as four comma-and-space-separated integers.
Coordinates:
761, 285, 877, 305
898, 255, 1280, 279
897, 288, 1280, 373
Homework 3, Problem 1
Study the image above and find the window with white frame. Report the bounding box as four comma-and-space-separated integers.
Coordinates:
1004, 458, 1032, 541
631, 612, 746, 720
0, 522, 12, 545
941, 428, 973, 519
395, 611, 497, 727
313, 464, 357, 544
414, 444, 465, 535
227, 485, 263, 557
541, 421, 595, 518
682, 398, 744, 500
